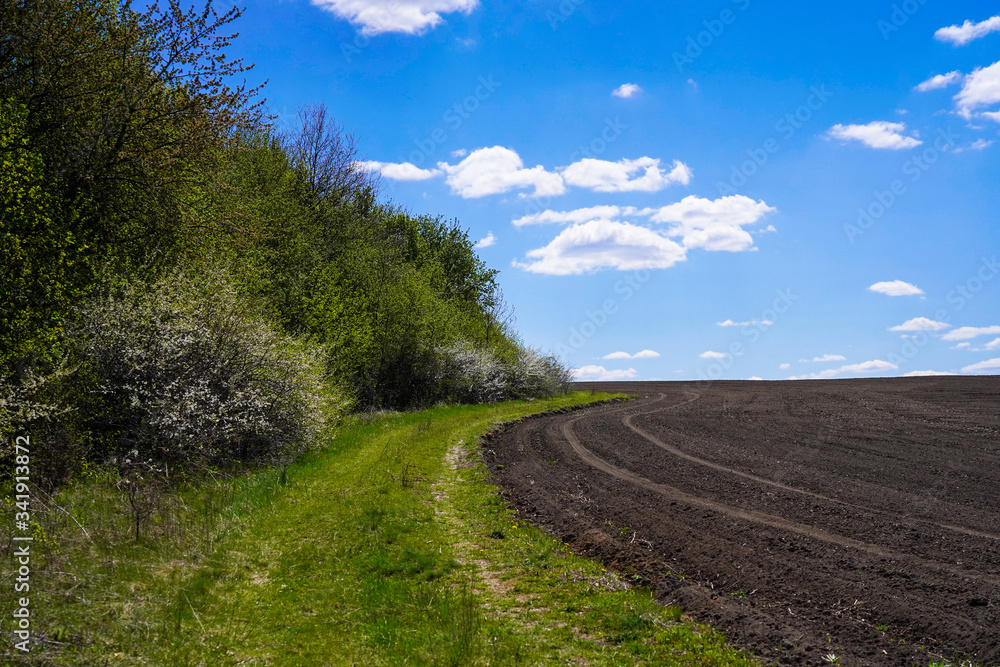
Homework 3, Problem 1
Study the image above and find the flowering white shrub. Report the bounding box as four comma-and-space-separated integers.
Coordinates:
505, 348, 572, 399
433, 342, 570, 404
434, 342, 508, 404
0, 359, 74, 449
73, 267, 342, 463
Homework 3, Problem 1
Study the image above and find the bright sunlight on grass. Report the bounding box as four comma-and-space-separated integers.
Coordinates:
4, 392, 762, 665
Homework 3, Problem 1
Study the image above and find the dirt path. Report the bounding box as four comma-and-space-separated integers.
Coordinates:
485, 378, 1000, 666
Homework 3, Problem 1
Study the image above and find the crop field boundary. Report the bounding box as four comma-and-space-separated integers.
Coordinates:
488, 378, 1000, 666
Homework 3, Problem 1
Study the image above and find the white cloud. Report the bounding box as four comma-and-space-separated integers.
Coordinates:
512, 205, 635, 227
982, 111, 1000, 123
438, 146, 565, 198
791, 359, 899, 379
868, 280, 925, 297
779, 363, 791, 370
699, 351, 726, 359
647, 195, 776, 252
961, 357, 1000, 373
941, 325, 1000, 341
612, 83, 642, 98
888, 317, 951, 332
787, 371, 837, 380
954, 138, 996, 153
966, 138, 995, 151
513, 219, 686, 275
914, 71, 963, 92
810, 354, 847, 363
841, 360, 898, 373
747, 376, 763, 381
561, 157, 692, 193
603, 349, 660, 360
474, 231, 496, 249
512, 196, 775, 274
365, 147, 696, 201
356, 160, 442, 181
904, 370, 957, 377
311, 0, 478, 35
572, 365, 638, 381
717, 319, 774, 327
827, 121, 922, 150
955, 61, 1000, 115
983, 337, 1000, 350
935, 15, 1000, 46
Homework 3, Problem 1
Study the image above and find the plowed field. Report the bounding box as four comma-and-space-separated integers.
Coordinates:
484, 377, 1000, 665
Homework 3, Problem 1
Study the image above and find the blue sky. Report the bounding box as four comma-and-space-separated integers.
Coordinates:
226, 0, 1000, 381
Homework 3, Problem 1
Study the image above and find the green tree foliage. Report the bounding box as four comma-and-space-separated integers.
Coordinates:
0, 102, 86, 372
0, 0, 262, 370
1, 0, 569, 484
204, 112, 515, 409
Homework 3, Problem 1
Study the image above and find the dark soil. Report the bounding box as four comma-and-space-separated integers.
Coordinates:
484, 377, 1000, 666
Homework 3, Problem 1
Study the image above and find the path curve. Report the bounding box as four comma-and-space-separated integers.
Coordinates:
485, 378, 1000, 666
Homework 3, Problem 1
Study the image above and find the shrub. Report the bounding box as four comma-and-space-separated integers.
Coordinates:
72, 266, 343, 465
434, 342, 508, 404
431, 343, 571, 405
505, 348, 572, 399
0, 361, 74, 441
0, 359, 84, 489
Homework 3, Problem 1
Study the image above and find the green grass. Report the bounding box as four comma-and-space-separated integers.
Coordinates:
3, 392, 764, 665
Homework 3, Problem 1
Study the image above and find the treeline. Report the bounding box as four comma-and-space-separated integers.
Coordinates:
0, 0, 568, 485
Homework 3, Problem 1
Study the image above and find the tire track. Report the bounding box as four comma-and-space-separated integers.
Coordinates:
619, 393, 1000, 543
491, 378, 1000, 665
560, 401, 1000, 586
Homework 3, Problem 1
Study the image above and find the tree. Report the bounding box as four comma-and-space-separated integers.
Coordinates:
0, 0, 264, 267
483, 286, 516, 349
283, 103, 374, 204
1, 0, 264, 372
0, 101, 83, 373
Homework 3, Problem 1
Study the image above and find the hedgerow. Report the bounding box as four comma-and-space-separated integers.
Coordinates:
71, 266, 345, 465
1, 0, 571, 487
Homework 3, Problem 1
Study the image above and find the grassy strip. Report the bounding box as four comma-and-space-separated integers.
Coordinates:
5, 392, 761, 665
